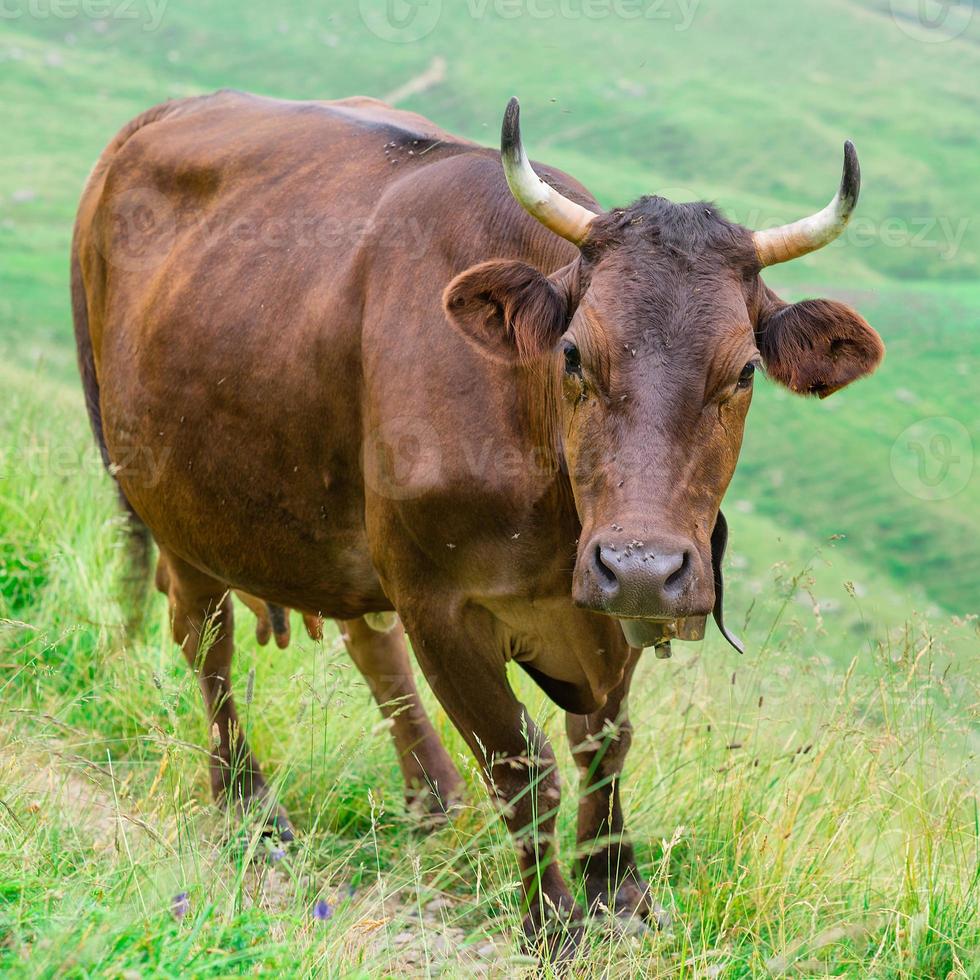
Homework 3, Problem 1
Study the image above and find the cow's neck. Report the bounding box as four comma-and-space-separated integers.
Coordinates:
514, 358, 582, 561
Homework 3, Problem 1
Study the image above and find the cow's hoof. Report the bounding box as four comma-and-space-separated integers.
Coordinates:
230, 793, 295, 843
405, 773, 465, 826
407, 801, 450, 831
262, 808, 295, 843
587, 876, 671, 932
405, 787, 459, 830
521, 912, 585, 967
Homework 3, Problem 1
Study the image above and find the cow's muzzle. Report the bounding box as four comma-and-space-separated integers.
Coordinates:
574, 529, 709, 619
574, 513, 743, 656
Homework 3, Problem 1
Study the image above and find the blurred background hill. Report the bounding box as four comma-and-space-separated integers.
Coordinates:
1, 0, 977, 634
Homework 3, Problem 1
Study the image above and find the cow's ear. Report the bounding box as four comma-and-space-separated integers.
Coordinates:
756, 291, 884, 398
443, 260, 570, 363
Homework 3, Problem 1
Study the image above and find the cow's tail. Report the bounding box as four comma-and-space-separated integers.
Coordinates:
71, 232, 154, 630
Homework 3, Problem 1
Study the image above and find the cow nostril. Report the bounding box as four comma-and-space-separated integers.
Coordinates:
593, 544, 619, 589
664, 550, 691, 592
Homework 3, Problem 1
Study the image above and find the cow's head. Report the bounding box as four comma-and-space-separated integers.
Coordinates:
444, 99, 883, 649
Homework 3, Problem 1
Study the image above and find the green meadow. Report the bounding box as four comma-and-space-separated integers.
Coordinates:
1, 0, 978, 975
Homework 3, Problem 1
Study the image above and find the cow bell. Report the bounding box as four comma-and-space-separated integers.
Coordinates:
619, 616, 707, 658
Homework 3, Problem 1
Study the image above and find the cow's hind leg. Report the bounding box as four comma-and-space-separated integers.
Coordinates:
339, 617, 463, 819
565, 650, 667, 928
156, 550, 293, 840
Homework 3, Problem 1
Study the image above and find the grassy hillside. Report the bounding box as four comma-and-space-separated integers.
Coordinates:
1, 366, 978, 975
1, 0, 979, 975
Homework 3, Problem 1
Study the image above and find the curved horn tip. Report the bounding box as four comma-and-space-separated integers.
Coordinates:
498, 96, 598, 246
501, 97, 522, 158
840, 139, 861, 210
753, 138, 864, 267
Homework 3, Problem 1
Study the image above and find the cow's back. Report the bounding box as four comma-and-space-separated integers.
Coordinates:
73, 92, 471, 609
76, 90, 476, 370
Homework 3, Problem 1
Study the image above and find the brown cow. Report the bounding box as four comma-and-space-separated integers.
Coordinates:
72, 91, 883, 958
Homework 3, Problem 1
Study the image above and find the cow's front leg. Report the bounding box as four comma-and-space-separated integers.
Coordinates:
566, 649, 666, 927
403, 605, 582, 961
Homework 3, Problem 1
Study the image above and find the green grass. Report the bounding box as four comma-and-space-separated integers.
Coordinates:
1, 360, 978, 977
1, 0, 979, 974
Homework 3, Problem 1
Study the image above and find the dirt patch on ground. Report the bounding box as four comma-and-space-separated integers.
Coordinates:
5, 742, 513, 976
18, 749, 166, 848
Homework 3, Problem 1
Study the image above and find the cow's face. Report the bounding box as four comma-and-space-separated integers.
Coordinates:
444, 198, 883, 630
444, 99, 884, 640
556, 206, 760, 621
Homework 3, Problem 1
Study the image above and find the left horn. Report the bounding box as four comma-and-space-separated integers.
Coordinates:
501, 97, 598, 246
753, 141, 861, 267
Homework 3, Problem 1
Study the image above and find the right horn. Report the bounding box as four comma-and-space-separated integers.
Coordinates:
753, 141, 861, 267
500, 97, 598, 246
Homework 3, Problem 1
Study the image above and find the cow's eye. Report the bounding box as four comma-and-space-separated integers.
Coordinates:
737, 361, 756, 389
563, 341, 582, 376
